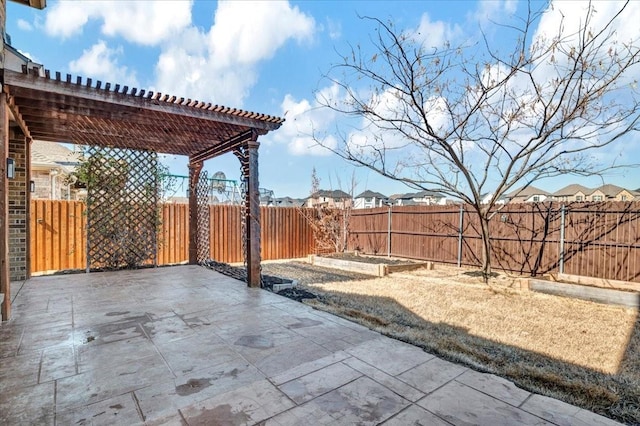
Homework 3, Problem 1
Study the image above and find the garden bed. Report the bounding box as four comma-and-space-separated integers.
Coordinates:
309, 253, 430, 276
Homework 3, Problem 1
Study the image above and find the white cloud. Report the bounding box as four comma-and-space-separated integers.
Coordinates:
411, 12, 462, 48
471, 0, 518, 28
17, 19, 33, 31
207, 1, 314, 67
534, 1, 639, 48
154, 0, 315, 106
69, 40, 139, 87
269, 89, 339, 156
17, 49, 37, 62
325, 17, 342, 40
45, 1, 192, 46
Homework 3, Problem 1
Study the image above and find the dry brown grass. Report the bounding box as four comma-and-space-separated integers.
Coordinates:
272, 264, 639, 424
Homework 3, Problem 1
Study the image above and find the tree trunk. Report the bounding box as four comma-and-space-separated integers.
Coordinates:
478, 215, 492, 283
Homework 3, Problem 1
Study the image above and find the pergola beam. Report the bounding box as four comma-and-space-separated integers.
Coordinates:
190, 129, 255, 164
4, 92, 31, 141
5, 70, 282, 132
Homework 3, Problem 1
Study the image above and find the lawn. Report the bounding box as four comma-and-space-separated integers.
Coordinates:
261, 262, 640, 425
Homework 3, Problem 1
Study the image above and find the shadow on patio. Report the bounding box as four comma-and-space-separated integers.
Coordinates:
0, 265, 630, 425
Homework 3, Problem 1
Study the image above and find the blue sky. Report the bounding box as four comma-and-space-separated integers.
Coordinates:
6, 0, 640, 198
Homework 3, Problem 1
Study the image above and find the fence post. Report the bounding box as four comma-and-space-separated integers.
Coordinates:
457, 205, 464, 267
559, 204, 566, 274
387, 204, 392, 258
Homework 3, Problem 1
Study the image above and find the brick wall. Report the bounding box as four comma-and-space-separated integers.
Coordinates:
31, 169, 83, 200
8, 127, 27, 281
31, 169, 53, 199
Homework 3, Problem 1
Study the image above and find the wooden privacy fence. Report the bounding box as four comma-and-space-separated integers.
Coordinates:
30, 200, 315, 274
348, 202, 640, 283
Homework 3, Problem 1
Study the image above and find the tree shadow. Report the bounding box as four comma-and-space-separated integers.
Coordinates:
302, 288, 640, 424
488, 201, 640, 280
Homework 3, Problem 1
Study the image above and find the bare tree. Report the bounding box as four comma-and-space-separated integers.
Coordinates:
300, 168, 358, 254
316, 1, 640, 279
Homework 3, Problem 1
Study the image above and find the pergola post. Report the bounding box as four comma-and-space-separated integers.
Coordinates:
244, 137, 261, 288
0, 93, 10, 320
233, 133, 262, 288
188, 160, 203, 265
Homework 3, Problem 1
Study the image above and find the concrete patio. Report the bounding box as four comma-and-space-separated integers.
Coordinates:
0, 265, 621, 425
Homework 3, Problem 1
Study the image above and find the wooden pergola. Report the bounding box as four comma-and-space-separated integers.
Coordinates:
0, 66, 283, 320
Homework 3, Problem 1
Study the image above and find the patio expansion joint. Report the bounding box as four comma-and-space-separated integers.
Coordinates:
401, 357, 469, 396
14, 327, 26, 356
269, 356, 356, 387
138, 320, 178, 379
451, 376, 528, 409
452, 369, 539, 410
52, 380, 58, 426
518, 392, 535, 409
385, 404, 454, 426
36, 348, 44, 384
130, 390, 146, 422
266, 373, 367, 422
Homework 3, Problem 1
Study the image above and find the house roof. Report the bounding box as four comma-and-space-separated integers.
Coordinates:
390, 190, 441, 200
31, 140, 81, 173
355, 190, 386, 199
274, 197, 306, 207
5, 68, 283, 162
414, 190, 443, 198
505, 185, 551, 198
311, 189, 351, 199
554, 183, 632, 198
553, 184, 591, 196
594, 184, 627, 197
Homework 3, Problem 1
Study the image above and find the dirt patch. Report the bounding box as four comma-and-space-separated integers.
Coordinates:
262, 262, 640, 425
261, 261, 376, 285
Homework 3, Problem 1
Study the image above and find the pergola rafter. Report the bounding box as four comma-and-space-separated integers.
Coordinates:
4, 69, 283, 156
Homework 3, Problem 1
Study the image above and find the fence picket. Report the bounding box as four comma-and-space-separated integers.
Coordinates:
30, 201, 317, 273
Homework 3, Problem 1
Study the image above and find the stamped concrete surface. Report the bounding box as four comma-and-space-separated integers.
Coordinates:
0, 266, 622, 425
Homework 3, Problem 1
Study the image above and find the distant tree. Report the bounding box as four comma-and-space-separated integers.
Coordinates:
317, 1, 640, 280
310, 166, 320, 196
301, 168, 357, 254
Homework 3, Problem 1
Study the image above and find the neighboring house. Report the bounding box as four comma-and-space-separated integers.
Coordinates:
31, 141, 85, 200
272, 197, 306, 208
353, 190, 387, 209
504, 185, 551, 203
590, 184, 635, 202
553, 184, 636, 202
390, 190, 445, 206
4, 42, 44, 77
480, 193, 494, 205
306, 189, 352, 209
552, 184, 591, 202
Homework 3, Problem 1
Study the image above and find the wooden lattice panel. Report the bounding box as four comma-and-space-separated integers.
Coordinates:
86, 146, 159, 270
196, 170, 210, 263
